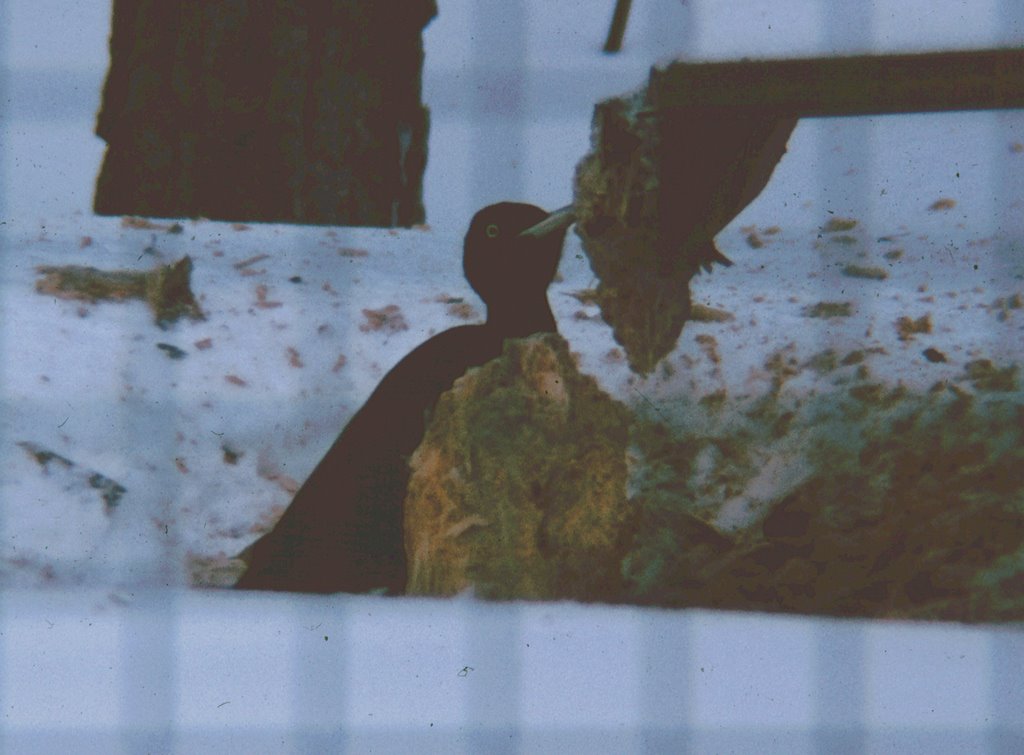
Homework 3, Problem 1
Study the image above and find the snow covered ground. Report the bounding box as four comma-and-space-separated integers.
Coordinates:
1, 0, 1023, 749
3, 587, 1018, 752
3, 112, 1021, 590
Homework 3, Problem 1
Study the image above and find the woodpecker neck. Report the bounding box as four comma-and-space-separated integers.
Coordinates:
485, 291, 556, 338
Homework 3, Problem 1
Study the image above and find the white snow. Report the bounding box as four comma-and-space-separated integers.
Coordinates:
0, 587, 1008, 751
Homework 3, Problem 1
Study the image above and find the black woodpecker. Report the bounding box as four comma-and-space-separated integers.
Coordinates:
234, 202, 576, 593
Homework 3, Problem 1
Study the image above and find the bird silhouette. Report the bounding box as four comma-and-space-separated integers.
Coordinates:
235, 202, 575, 593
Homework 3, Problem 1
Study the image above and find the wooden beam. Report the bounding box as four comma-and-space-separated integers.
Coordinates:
650, 47, 1024, 117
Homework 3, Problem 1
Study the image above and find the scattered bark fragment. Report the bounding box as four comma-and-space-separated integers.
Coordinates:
254, 284, 282, 309
17, 441, 129, 515
805, 349, 839, 374
842, 264, 889, 280
88, 472, 127, 511
234, 253, 271, 270
963, 359, 1019, 392
35, 256, 203, 327
222, 445, 241, 465
988, 293, 1023, 321
896, 314, 932, 341
360, 305, 408, 333
122, 216, 178, 231
690, 304, 734, 322
156, 343, 187, 359
18, 441, 74, 471
700, 389, 727, 409
802, 301, 853, 318
446, 301, 477, 320
694, 334, 721, 364
568, 289, 600, 306
821, 217, 858, 233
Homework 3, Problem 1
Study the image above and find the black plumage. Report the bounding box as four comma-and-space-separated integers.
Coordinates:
235, 202, 575, 593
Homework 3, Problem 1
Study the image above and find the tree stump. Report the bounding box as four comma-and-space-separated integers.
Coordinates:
94, 1, 436, 227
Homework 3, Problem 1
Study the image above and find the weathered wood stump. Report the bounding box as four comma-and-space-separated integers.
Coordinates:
94, 1, 436, 226
404, 334, 634, 601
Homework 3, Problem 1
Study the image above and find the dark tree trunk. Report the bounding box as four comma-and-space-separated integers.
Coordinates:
94, 1, 436, 227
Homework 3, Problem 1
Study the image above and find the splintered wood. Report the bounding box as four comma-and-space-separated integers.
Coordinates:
573, 64, 796, 374
572, 48, 1024, 374
35, 256, 204, 327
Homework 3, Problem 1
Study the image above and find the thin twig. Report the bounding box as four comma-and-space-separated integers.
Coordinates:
602, 0, 632, 53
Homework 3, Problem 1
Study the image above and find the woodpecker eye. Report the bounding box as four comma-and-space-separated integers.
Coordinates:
485, 223, 499, 238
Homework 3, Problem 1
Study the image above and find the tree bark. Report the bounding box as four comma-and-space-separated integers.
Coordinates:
94, 1, 436, 227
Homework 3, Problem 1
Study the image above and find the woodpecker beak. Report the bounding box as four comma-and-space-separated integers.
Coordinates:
519, 205, 576, 238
